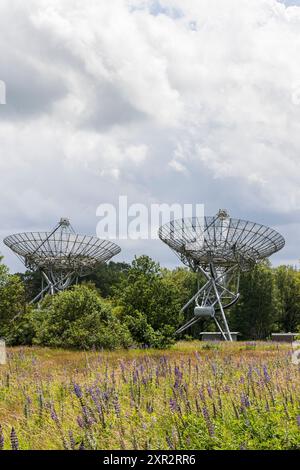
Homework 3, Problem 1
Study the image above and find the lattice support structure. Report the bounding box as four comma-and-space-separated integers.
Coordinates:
176, 263, 240, 341
4, 218, 121, 304
159, 209, 285, 341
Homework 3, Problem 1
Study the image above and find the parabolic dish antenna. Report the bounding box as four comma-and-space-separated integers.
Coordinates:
4, 218, 121, 303
159, 209, 285, 341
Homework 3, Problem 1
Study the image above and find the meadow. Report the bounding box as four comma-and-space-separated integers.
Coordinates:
0, 341, 299, 450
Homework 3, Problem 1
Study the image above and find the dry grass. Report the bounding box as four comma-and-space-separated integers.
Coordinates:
0, 341, 298, 450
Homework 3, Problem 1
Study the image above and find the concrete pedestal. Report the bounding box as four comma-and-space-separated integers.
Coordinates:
200, 332, 240, 342
0, 339, 6, 365
271, 333, 298, 343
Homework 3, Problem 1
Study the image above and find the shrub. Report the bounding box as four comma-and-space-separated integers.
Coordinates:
17, 285, 132, 350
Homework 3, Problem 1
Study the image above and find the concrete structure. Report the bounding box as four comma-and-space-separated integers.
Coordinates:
0, 339, 6, 365
200, 332, 240, 342
271, 333, 298, 343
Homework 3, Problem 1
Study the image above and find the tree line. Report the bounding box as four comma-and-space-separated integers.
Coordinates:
0, 255, 299, 349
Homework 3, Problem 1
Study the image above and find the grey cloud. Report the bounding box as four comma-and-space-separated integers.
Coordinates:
0, 0, 300, 273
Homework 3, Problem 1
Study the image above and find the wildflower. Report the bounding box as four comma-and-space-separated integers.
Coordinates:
133, 369, 139, 384
207, 383, 213, 399
68, 430, 75, 450
50, 406, 59, 422
202, 406, 215, 437
174, 366, 183, 380
89, 389, 105, 425
146, 401, 153, 414
199, 387, 206, 403
10, 428, 19, 451
78, 440, 85, 450
113, 395, 121, 418
82, 406, 95, 427
241, 393, 250, 409
73, 383, 83, 399
0, 425, 4, 450
297, 416, 300, 428
77, 415, 84, 428
169, 398, 178, 413
263, 366, 271, 384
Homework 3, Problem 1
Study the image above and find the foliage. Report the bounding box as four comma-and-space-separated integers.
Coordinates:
115, 256, 197, 347
0, 257, 25, 338
231, 262, 278, 339
17, 285, 132, 350
274, 265, 300, 332
83, 261, 130, 298
0, 342, 298, 450
2, 255, 300, 347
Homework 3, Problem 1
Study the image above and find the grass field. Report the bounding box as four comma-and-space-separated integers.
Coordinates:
0, 342, 299, 450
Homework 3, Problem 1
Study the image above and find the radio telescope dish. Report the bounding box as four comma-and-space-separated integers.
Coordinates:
159, 209, 285, 341
4, 218, 121, 303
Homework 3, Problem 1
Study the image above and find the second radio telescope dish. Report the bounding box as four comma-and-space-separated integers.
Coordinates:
159, 209, 285, 271
159, 209, 285, 341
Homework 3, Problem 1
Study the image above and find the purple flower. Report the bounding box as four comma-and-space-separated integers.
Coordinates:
199, 387, 206, 402
73, 383, 83, 399
263, 366, 271, 384
169, 398, 178, 413
10, 428, 19, 451
174, 366, 183, 380
50, 406, 59, 422
202, 407, 215, 437
133, 369, 139, 384
297, 416, 300, 428
68, 430, 75, 450
146, 402, 153, 414
77, 415, 84, 428
202, 406, 210, 421
82, 406, 95, 427
79, 440, 85, 450
113, 395, 121, 418
166, 434, 174, 450
207, 383, 213, 399
241, 393, 250, 409
211, 363, 217, 376
0, 425, 4, 450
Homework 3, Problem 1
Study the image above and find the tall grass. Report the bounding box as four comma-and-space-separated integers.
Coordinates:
0, 342, 299, 450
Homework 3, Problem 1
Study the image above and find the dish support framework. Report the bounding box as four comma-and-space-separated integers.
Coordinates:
26, 218, 78, 304
177, 262, 240, 341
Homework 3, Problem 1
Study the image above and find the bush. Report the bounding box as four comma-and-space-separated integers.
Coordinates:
11, 285, 132, 350
0, 257, 25, 339
123, 311, 175, 348
5, 307, 38, 346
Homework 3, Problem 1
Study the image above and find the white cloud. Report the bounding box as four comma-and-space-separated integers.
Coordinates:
1, 0, 300, 269
168, 159, 188, 174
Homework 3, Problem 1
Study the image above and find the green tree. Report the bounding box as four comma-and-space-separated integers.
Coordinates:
115, 256, 197, 346
17, 270, 41, 303
231, 262, 278, 339
84, 261, 130, 298
0, 256, 25, 338
274, 265, 300, 332
30, 284, 132, 350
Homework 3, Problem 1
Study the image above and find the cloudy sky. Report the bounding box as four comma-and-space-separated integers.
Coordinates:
1, 0, 300, 272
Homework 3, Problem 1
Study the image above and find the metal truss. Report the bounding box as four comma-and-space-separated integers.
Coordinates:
159, 209, 285, 341
176, 263, 240, 341
4, 218, 121, 303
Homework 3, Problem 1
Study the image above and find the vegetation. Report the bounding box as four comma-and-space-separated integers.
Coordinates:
0, 256, 25, 337
1, 255, 300, 349
0, 256, 300, 450
0, 342, 299, 450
